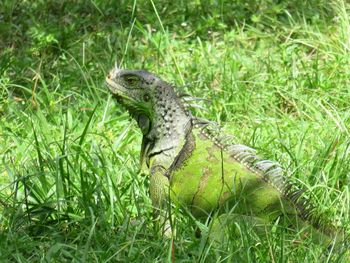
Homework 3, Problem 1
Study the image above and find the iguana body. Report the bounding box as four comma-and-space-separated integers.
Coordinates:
106, 67, 345, 248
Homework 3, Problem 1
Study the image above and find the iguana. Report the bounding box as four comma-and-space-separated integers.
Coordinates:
105, 67, 347, 251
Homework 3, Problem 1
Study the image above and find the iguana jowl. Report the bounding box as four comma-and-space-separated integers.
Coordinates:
106, 67, 345, 246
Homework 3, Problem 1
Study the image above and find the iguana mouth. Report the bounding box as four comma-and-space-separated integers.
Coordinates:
105, 77, 128, 99
105, 76, 141, 111
106, 67, 126, 96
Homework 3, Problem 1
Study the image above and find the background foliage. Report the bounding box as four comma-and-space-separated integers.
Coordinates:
1, 0, 350, 261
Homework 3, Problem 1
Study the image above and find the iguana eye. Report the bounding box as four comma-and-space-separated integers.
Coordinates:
124, 75, 139, 86
143, 94, 150, 102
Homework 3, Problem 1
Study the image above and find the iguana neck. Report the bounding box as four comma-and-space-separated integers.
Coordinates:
142, 90, 192, 170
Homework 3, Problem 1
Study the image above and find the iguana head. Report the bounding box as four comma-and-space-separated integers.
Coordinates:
106, 67, 190, 139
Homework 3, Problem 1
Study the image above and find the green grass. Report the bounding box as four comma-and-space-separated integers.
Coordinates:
1, 0, 350, 262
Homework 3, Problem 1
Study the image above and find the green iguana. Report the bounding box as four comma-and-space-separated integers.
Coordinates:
105, 67, 347, 250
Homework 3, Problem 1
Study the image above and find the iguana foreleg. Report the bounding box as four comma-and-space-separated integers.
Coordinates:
149, 165, 173, 238
209, 213, 269, 244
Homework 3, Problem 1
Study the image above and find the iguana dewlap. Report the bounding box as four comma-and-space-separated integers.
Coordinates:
106, 67, 346, 247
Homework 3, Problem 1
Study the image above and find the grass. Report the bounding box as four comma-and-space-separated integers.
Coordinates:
0, 0, 350, 261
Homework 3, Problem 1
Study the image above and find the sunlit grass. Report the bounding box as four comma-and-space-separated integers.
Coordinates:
0, 0, 350, 261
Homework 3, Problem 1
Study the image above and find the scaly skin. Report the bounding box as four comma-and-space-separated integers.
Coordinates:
106, 67, 347, 250
170, 129, 288, 221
